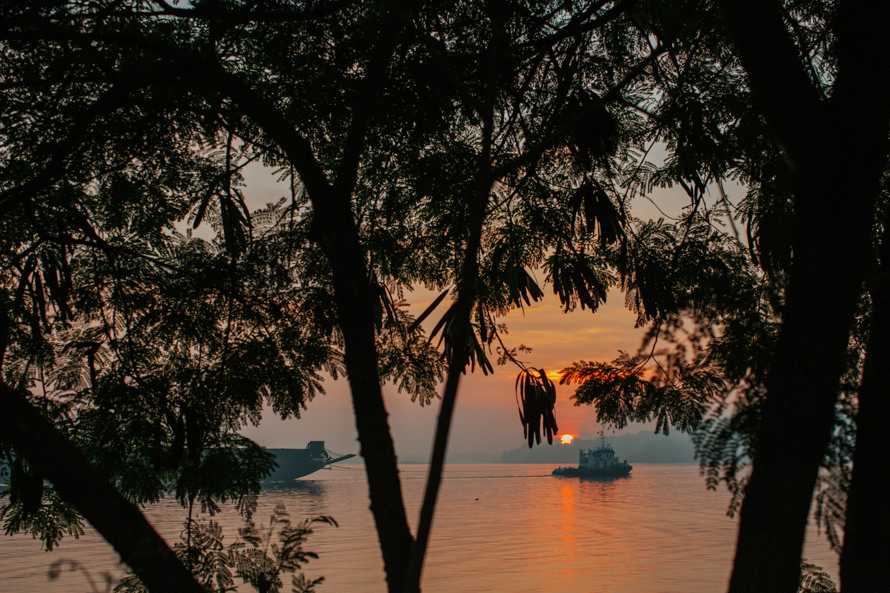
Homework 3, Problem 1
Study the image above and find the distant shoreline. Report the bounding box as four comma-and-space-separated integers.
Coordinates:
305, 431, 698, 465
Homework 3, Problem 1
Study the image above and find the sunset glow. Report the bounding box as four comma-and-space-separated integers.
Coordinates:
545, 369, 563, 382
560, 434, 575, 445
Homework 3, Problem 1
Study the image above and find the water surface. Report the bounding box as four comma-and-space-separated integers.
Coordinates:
0, 463, 838, 592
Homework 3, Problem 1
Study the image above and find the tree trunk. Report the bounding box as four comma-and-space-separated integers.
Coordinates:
728, 197, 869, 592
718, 1, 890, 592
403, 173, 494, 592
279, 8, 416, 589
840, 231, 890, 592
402, 10, 507, 585
0, 384, 205, 593
312, 190, 415, 593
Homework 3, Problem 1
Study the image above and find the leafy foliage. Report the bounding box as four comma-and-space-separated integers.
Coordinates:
2, 1, 880, 592
116, 504, 335, 593
1, 207, 335, 521
0, 2, 654, 587
797, 561, 838, 593
812, 465, 848, 555
429, 301, 495, 377
1, 484, 85, 551
376, 294, 447, 405
559, 210, 765, 459
561, 351, 720, 436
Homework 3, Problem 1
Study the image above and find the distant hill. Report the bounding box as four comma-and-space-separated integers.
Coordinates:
500, 430, 696, 464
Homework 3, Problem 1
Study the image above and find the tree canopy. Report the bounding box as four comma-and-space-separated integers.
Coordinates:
1, 1, 888, 593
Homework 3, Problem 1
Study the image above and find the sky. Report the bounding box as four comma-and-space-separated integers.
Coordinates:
241, 286, 648, 461
236, 163, 722, 462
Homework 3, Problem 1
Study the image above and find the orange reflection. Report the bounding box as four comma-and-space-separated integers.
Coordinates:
560, 483, 576, 546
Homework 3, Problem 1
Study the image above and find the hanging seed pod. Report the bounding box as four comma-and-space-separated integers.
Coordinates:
515, 369, 559, 448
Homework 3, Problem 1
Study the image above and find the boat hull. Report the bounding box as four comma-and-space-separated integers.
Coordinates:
552, 465, 632, 478
264, 449, 327, 481
263, 442, 355, 483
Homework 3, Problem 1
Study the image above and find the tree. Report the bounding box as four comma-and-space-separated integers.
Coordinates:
12, 2, 883, 592
556, 2, 890, 592
0, 2, 661, 592
717, 2, 890, 591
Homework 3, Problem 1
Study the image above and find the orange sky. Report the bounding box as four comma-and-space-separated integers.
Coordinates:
242, 285, 648, 461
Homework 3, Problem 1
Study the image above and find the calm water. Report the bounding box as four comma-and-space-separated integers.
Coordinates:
0, 463, 838, 592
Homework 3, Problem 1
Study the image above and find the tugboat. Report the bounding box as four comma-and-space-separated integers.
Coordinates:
263, 441, 355, 483
552, 431, 632, 478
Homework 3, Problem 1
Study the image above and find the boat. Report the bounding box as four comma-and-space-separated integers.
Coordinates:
552, 431, 632, 478
263, 441, 355, 483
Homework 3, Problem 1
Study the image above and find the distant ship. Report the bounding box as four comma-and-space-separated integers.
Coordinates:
552, 432, 632, 478
263, 441, 356, 483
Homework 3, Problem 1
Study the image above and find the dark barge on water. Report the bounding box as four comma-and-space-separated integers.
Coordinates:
263, 441, 355, 482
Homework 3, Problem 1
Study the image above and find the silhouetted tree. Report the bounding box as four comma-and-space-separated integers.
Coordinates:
10, 2, 885, 593
0, 2, 653, 592
558, 2, 890, 593
719, 2, 889, 591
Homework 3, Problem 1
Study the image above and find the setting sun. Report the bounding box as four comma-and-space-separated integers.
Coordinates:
560, 434, 575, 445
545, 370, 563, 382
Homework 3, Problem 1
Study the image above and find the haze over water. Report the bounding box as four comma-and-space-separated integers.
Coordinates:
0, 463, 837, 593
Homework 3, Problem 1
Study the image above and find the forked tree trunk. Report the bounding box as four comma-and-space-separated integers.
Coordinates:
269, 8, 418, 589
718, 1, 890, 592
727, 192, 870, 592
